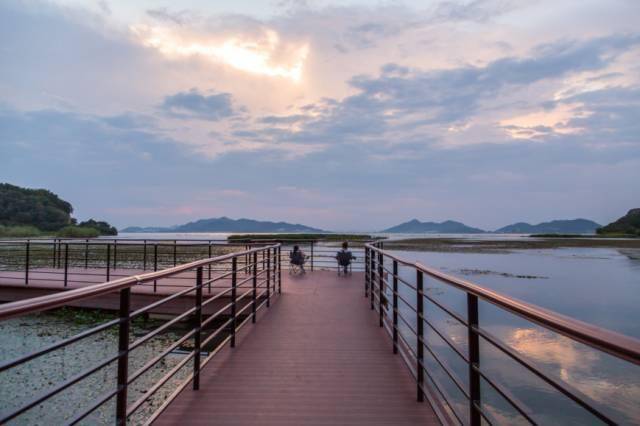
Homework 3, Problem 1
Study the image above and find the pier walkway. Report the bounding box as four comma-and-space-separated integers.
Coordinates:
154, 270, 437, 425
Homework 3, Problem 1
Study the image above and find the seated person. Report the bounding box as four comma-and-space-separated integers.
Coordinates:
289, 245, 307, 273
336, 241, 356, 274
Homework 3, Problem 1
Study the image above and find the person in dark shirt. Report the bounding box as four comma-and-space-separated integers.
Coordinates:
336, 241, 356, 275
290, 245, 307, 274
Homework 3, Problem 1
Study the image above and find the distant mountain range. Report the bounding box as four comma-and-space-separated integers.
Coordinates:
495, 219, 601, 234
121, 217, 324, 233
382, 219, 485, 234
122, 216, 605, 235
381, 218, 601, 234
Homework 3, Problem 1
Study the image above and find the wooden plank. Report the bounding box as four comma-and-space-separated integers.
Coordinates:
154, 271, 438, 425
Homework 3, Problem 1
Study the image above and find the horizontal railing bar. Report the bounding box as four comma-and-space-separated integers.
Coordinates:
0, 317, 120, 372
423, 293, 467, 326
422, 338, 470, 400
128, 329, 197, 386
0, 352, 120, 424
66, 388, 119, 426
143, 332, 234, 425
129, 285, 197, 319
475, 325, 616, 424
233, 287, 255, 305
200, 318, 234, 348
397, 327, 419, 360
474, 365, 537, 424
126, 348, 195, 417
414, 261, 640, 365
419, 361, 465, 425
367, 244, 640, 365
200, 288, 234, 309
391, 290, 418, 313
201, 303, 233, 329
0, 244, 280, 320
129, 306, 197, 352
396, 310, 418, 336
473, 400, 495, 425
423, 317, 469, 363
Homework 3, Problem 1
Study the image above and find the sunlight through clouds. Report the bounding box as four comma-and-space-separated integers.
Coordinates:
131, 25, 308, 82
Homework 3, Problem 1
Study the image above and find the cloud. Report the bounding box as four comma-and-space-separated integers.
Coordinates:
1, 0, 639, 230
146, 8, 195, 26
160, 89, 234, 120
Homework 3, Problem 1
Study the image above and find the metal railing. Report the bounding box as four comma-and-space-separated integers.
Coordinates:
364, 243, 640, 425
248, 240, 367, 272
0, 244, 282, 425
0, 238, 366, 289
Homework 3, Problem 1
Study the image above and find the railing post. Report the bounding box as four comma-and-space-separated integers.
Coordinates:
153, 244, 158, 292
277, 246, 282, 294
364, 247, 369, 297
252, 251, 258, 323
52, 239, 57, 268
173, 240, 177, 266
64, 243, 69, 287
57, 239, 62, 268
84, 239, 89, 269
370, 251, 375, 310
113, 240, 118, 270
25, 241, 30, 285
193, 267, 203, 390
266, 248, 271, 308
116, 287, 131, 425
416, 270, 424, 402
231, 257, 237, 348
468, 294, 481, 425
143, 240, 147, 271
378, 251, 384, 327
393, 260, 398, 354
208, 243, 212, 281
310, 241, 314, 271
106, 243, 111, 282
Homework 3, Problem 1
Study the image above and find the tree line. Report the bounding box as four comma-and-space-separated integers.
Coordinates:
0, 183, 117, 236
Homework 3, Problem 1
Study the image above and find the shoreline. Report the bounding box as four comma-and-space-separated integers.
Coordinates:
383, 237, 640, 253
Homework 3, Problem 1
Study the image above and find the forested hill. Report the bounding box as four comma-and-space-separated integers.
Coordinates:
0, 183, 73, 231
597, 209, 640, 236
0, 183, 117, 236
495, 219, 601, 234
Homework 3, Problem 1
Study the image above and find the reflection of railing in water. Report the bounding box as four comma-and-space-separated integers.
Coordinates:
364, 242, 640, 425
0, 238, 366, 288
0, 244, 281, 424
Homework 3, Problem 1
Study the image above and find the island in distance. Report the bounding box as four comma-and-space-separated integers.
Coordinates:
381, 219, 485, 234
381, 218, 602, 234
495, 218, 601, 234
121, 217, 324, 233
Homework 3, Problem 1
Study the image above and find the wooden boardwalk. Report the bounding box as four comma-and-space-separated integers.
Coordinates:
154, 270, 438, 425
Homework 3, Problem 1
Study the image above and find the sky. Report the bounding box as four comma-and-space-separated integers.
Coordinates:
1, 0, 639, 231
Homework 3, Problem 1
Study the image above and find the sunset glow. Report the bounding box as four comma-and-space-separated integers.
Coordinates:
131, 25, 308, 82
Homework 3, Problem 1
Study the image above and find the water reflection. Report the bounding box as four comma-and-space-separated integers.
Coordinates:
388, 248, 640, 424
506, 327, 640, 422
